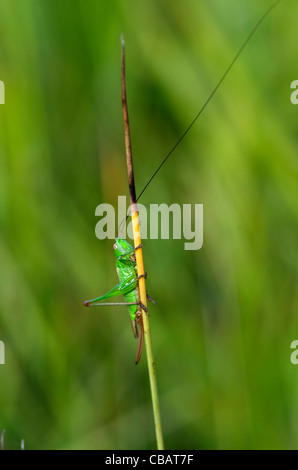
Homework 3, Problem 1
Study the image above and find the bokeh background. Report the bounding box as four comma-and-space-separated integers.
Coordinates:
0, 0, 297, 450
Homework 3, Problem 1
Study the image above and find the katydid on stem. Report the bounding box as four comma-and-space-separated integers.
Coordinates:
84, 34, 153, 365
83, 1, 282, 364
84, 238, 153, 364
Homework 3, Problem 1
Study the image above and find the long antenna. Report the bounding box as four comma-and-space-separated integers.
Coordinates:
136, 0, 282, 202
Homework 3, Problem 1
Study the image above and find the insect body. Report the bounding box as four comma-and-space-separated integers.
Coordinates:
84, 238, 145, 364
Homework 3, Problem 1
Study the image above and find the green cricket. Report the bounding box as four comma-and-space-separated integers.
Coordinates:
84, 238, 150, 364
83, 2, 281, 364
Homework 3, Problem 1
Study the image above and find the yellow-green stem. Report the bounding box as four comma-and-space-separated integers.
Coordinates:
121, 36, 164, 450
131, 211, 164, 450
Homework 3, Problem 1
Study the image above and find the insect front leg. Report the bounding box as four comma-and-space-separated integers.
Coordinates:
117, 242, 144, 260
137, 272, 147, 280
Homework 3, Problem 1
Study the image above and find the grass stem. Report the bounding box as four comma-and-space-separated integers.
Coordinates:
121, 35, 164, 450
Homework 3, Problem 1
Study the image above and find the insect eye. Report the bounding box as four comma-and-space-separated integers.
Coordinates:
113, 243, 117, 250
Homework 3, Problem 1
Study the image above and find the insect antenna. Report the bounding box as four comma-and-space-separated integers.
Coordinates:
115, 1, 282, 240
116, 214, 128, 239
136, 0, 282, 202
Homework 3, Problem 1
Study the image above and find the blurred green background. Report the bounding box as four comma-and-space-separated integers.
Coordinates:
0, 0, 297, 450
